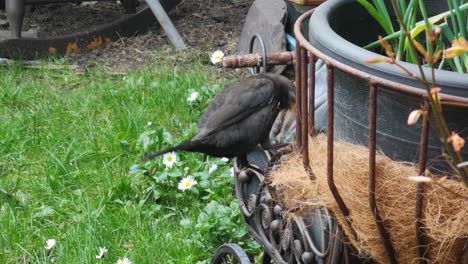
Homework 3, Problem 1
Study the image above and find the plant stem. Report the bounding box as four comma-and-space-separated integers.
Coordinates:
390, 0, 468, 187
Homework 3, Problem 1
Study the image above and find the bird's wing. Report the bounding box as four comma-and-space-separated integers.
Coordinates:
196, 77, 277, 137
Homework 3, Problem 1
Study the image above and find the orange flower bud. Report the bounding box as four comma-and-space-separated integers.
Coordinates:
430, 87, 442, 94
448, 132, 465, 152
432, 50, 443, 64
378, 36, 395, 59
429, 27, 442, 43
413, 40, 429, 62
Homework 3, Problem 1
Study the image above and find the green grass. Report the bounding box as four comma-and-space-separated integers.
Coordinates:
0, 56, 255, 263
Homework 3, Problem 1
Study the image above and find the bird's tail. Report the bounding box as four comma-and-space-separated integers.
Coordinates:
144, 140, 192, 160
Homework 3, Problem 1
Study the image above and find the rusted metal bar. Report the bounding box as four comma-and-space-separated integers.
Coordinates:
326, 65, 357, 240
309, 52, 316, 137
306, 51, 317, 180
295, 40, 303, 149
415, 99, 430, 264
222, 52, 295, 69
301, 47, 309, 169
368, 83, 398, 264
293, 10, 468, 106
292, 9, 468, 264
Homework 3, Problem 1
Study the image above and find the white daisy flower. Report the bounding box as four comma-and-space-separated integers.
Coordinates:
208, 164, 218, 174
96, 247, 108, 259
163, 152, 177, 168
147, 121, 153, 126
178, 176, 197, 191
187, 91, 199, 103
116, 257, 132, 264
221, 157, 229, 162
44, 239, 56, 250
210, 50, 224, 65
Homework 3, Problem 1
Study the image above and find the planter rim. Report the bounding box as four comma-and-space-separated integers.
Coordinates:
305, 0, 468, 99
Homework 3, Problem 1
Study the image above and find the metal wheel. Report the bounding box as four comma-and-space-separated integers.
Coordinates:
211, 244, 251, 264
248, 33, 267, 75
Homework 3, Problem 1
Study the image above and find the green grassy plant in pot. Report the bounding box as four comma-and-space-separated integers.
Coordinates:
309, 0, 468, 168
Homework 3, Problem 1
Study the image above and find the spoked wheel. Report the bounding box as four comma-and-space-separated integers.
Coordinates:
211, 244, 251, 264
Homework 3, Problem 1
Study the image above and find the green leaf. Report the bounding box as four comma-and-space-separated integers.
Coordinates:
157, 171, 168, 181
162, 129, 173, 144
136, 130, 157, 152
129, 164, 145, 175
200, 180, 210, 188
357, 0, 394, 35
180, 218, 192, 227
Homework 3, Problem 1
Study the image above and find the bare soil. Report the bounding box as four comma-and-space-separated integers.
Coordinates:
83, 0, 253, 72
0, 1, 131, 37
29, 2, 129, 38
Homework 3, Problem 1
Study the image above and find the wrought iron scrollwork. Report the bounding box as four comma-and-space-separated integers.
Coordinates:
232, 148, 354, 264
211, 243, 251, 264
216, 31, 366, 264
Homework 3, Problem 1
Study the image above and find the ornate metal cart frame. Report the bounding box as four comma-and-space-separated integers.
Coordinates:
213, 8, 468, 264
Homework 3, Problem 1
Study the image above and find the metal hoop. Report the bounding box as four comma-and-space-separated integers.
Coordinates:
248, 33, 268, 75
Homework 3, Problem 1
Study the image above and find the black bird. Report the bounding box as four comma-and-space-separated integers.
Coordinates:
145, 73, 295, 160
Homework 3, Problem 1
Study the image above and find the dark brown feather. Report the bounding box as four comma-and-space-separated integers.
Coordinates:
145, 73, 294, 159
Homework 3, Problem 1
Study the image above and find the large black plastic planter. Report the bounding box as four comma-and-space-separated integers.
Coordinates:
309, 0, 468, 164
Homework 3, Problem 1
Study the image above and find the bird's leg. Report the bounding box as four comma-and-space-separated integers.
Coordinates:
264, 143, 291, 151
260, 134, 292, 152
267, 144, 293, 168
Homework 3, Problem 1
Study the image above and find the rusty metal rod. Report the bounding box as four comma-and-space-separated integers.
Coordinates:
326, 65, 357, 240
291, 9, 468, 264
309, 52, 316, 137
293, 10, 468, 106
415, 99, 430, 264
295, 40, 303, 149
222, 51, 295, 69
306, 51, 317, 181
301, 47, 309, 169
368, 83, 398, 264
